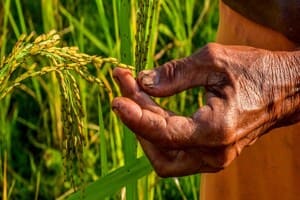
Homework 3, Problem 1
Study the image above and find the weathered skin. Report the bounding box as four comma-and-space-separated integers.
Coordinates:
112, 0, 300, 197
201, 2, 300, 199
112, 42, 300, 176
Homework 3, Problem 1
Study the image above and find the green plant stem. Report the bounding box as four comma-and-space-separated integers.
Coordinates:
98, 96, 108, 176
59, 6, 110, 55
96, 0, 113, 52
1, 0, 11, 58
15, 0, 27, 34
8, 11, 20, 37
113, 0, 121, 58
119, 0, 138, 199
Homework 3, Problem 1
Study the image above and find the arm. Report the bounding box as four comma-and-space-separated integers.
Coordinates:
112, 43, 300, 177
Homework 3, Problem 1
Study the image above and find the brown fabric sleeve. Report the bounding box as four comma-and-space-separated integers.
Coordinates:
222, 0, 300, 44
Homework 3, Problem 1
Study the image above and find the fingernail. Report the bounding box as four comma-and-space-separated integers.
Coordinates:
139, 70, 158, 88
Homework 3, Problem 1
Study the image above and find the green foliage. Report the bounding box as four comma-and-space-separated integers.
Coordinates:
0, 0, 219, 199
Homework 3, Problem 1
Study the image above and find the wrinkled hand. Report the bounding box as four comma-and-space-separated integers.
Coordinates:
112, 43, 300, 177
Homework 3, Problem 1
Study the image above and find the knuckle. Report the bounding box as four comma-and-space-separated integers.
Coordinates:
202, 43, 222, 66
160, 58, 188, 81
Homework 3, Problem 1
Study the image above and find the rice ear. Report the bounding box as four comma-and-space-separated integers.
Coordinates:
0, 30, 134, 193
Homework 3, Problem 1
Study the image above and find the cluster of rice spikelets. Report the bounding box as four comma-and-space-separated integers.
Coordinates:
0, 30, 133, 100
0, 30, 133, 191
135, 0, 158, 73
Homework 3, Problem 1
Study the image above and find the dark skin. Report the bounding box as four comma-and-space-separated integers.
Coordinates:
112, 43, 300, 177
112, 1, 300, 177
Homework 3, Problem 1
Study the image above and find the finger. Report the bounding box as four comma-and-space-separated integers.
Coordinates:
112, 68, 227, 148
112, 97, 198, 148
113, 67, 139, 98
137, 44, 227, 97
113, 67, 169, 116
112, 68, 199, 148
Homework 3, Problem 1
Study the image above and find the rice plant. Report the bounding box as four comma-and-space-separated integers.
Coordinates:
135, 0, 159, 73
0, 0, 218, 199
0, 28, 134, 199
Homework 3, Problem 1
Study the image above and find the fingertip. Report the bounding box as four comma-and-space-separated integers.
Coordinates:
111, 97, 122, 116
112, 67, 133, 81
113, 67, 139, 97
113, 67, 132, 74
112, 97, 142, 127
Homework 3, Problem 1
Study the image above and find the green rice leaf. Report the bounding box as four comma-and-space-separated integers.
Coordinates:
59, 6, 110, 55
67, 156, 153, 200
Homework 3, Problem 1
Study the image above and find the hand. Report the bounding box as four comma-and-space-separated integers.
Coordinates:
112, 43, 300, 177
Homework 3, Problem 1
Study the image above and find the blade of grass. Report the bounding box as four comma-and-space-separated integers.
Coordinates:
146, 0, 161, 69
173, 178, 188, 200
68, 156, 153, 200
1, 0, 11, 58
95, 0, 114, 52
119, 0, 138, 199
185, 0, 195, 38
78, 17, 85, 52
98, 96, 108, 176
34, 170, 41, 200
98, 95, 109, 200
15, 0, 27, 34
112, 0, 121, 58
8, 11, 20, 38
3, 151, 7, 200
59, 6, 110, 55
41, 0, 56, 31
191, 0, 211, 38
190, 175, 199, 200
162, 1, 185, 41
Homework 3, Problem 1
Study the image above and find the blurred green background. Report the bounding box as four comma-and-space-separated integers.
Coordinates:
0, 0, 219, 199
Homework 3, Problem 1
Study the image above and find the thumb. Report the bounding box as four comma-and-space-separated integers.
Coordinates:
137, 45, 219, 97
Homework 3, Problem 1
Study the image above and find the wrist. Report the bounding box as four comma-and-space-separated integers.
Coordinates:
271, 50, 300, 126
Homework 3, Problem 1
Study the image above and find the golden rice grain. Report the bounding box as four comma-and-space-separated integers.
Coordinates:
0, 30, 134, 192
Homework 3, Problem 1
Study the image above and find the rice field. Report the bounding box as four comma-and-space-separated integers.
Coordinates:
0, 0, 219, 199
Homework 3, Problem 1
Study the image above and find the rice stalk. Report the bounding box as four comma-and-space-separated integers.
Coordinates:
15, 0, 27, 34
0, 30, 133, 193
1, 0, 11, 58
57, 70, 84, 192
135, 0, 158, 73
2, 151, 7, 200
119, 0, 137, 199
134, 1, 160, 200
0, 30, 133, 99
